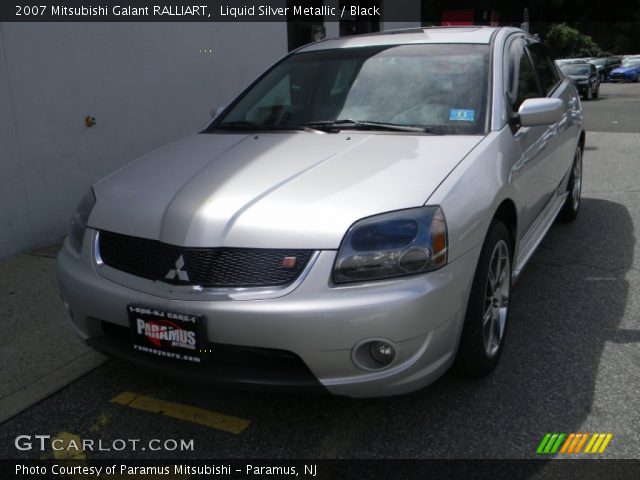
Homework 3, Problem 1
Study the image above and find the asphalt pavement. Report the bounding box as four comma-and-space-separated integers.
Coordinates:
0, 243, 105, 424
1, 83, 639, 464
582, 82, 640, 133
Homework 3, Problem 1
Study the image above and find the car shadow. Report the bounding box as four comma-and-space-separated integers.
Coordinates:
212, 197, 633, 461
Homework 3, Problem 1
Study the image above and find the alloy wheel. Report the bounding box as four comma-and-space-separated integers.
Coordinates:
482, 239, 510, 357
572, 147, 582, 211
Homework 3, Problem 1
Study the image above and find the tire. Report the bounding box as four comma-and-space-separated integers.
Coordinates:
584, 85, 592, 100
594, 84, 599, 99
599, 72, 605, 83
558, 144, 583, 222
455, 220, 512, 378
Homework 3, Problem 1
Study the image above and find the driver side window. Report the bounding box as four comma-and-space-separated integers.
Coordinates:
514, 51, 541, 111
506, 38, 542, 112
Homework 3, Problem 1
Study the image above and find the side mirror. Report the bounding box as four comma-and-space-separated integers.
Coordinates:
517, 98, 564, 127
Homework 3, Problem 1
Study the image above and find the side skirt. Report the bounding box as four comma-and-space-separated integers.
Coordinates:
512, 190, 568, 283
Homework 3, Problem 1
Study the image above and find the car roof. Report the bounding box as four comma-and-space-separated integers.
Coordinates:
298, 26, 511, 52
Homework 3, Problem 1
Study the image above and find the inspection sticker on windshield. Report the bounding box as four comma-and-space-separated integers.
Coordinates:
449, 109, 475, 121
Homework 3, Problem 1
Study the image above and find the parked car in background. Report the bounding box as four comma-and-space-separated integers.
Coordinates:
559, 62, 600, 99
588, 57, 622, 82
555, 58, 591, 67
608, 59, 640, 82
57, 26, 585, 397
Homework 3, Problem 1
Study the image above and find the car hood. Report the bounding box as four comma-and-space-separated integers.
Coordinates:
566, 75, 589, 81
611, 66, 638, 73
90, 132, 483, 249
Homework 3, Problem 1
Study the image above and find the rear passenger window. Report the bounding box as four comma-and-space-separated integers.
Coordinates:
527, 43, 561, 96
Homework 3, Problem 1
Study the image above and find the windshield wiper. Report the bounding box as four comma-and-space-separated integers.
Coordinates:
303, 119, 427, 133
212, 121, 322, 133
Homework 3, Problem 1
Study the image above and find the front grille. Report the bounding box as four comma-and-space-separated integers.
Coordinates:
98, 231, 314, 288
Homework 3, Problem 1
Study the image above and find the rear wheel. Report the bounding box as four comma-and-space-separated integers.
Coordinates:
456, 221, 512, 378
558, 144, 583, 222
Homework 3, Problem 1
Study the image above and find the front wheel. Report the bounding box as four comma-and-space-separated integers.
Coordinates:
456, 221, 512, 378
584, 85, 593, 100
558, 144, 583, 222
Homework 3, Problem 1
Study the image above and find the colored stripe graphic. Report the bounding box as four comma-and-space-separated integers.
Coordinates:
537, 433, 565, 454
598, 434, 613, 453
585, 433, 614, 453
584, 433, 599, 453
536, 433, 552, 453
538, 433, 613, 454
560, 433, 575, 453
550, 433, 565, 453
574, 433, 589, 453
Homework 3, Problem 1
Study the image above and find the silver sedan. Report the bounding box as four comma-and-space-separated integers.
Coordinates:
57, 26, 584, 397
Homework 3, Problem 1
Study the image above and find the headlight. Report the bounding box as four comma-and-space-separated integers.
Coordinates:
333, 206, 448, 284
68, 188, 96, 252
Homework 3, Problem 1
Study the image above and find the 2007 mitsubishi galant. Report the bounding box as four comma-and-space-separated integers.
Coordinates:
57, 27, 584, 397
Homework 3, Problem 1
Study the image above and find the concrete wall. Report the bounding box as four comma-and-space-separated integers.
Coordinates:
0, 22, 287, 258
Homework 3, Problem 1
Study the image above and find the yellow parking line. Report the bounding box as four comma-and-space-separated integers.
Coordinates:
52, 432, 87, 461
90, 412, 111, 433
111, 391, 250, 434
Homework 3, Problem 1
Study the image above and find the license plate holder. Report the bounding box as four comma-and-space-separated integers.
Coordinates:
127, 305, 203, 363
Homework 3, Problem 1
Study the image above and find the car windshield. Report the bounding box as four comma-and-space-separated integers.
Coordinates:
210, 44, 490, 135
561, 65, 591, 75
589, 59, 606, 66
622, 60, 640, 67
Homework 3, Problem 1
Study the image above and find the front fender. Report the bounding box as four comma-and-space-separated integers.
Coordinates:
426, 127, 521, 264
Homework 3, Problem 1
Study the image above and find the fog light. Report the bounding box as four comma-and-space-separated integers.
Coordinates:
369, 341, 395, 365
352, 338, 397, 370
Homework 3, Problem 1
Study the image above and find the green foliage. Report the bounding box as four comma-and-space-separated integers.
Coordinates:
544, 23, 603, 58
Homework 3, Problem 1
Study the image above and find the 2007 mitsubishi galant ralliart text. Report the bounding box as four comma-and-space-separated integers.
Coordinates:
57, 27, 585, 397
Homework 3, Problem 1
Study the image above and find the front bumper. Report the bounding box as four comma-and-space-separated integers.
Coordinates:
574, 83, 589, 94
57, 229, 479, 397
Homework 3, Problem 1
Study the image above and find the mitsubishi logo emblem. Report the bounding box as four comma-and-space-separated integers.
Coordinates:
165, 255, 190, 282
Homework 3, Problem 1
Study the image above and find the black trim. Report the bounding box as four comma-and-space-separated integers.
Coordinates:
485, 28, 500, 134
